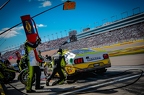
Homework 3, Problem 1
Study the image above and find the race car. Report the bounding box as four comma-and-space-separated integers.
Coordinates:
64, 48, 111, 75
44, 48, 111, 78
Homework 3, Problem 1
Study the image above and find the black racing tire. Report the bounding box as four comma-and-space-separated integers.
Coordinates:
66, 74, 79, 84
3, 71, 16, 84
18, 69, 35, 85
8, 72, 16, 81
96, 68, 107, 75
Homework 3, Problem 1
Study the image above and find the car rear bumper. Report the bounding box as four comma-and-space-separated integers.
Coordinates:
65, 59, 111, 75
76, 63, 111, 73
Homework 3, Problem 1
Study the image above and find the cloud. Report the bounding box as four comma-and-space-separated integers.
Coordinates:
39, 1, 52, 8
0, 24, 47, 38
0, 26, 23, 38
36, 24, 47, 27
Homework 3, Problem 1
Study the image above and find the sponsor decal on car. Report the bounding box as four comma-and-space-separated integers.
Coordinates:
87, 57, 101, 61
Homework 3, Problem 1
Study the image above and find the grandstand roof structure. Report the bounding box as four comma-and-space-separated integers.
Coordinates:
77, 12, 144, 40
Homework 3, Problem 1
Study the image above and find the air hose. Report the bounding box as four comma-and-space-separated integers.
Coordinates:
92, 69, 144, 92
58, 69, 143, 95
7, 69, 143, 95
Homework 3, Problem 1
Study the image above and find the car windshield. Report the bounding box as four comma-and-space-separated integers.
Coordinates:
70, 49, 94, 54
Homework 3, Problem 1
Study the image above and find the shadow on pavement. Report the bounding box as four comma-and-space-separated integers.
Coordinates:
76, 89, 118, 94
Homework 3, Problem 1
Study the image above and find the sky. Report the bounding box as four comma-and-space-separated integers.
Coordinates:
0, 0, 144, 53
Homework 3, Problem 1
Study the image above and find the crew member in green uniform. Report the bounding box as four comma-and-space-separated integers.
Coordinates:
46, 48, 66, 86
24, 38, 44, 93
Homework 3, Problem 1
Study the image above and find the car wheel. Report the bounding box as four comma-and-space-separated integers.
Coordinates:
96, 68, 107, 75
18, 69, 35, 85
3, 71, 16, 83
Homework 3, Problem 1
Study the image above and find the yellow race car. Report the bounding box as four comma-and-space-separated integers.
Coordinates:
44, 48, 111, 78
64, 48, 111, 75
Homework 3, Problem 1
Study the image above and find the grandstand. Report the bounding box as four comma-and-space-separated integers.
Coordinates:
2, 11, 144, 61
77, 12, 144, 40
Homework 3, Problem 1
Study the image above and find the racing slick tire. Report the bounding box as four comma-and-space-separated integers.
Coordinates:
3, 71, 16, 83
18, 68, 35, 85
96, 68, 107, 75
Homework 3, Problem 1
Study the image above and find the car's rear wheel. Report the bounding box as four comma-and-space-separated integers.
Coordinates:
66, 74, 78, 84
96, 68, 107, 75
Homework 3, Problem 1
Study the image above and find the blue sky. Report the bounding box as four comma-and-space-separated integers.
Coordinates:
0, 0, 144, 53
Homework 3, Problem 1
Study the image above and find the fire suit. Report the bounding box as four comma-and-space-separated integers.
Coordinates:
24, 38, 44, 93
46, 48, 66, 86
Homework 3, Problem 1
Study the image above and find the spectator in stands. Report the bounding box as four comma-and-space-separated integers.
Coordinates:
3, 22, 144, 58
